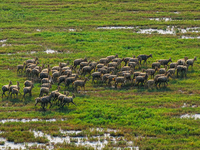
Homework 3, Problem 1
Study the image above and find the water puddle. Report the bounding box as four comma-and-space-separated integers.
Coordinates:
0, 118, 64, 124
69, 29, 76, 32
137, 28, 174, 34
0, 49, 67, 55
0, 39, 7, 43
97, 26, 135, 30
44, 49, 58, 54
181, 36, 200, 39
0, 137, 48, 150
180, 114, 200, 119
97, 26, 200, 35
0, 128, 139, 150
181, 103, 198, 108
149, 18, 172, 21
29, 51, 36, 54
2, 44, 12, 47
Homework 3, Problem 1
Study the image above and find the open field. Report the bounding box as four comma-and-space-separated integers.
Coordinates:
0, 0, 200, 149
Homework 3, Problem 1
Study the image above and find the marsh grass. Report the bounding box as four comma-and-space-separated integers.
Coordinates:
0, 0, 200, 149
0, 131, 48, 144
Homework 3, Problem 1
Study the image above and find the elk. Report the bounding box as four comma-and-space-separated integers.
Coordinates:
26, 57, 38, 64
152, 62, 161, 69
11, 88, 21, 98
23, 84, 34, 98
135, 73, 148, 87
123, 55, 135, 66
61, 93, 76, 108
9, 81, 20, 95
2, 81, 12, 98
24, 79, 34, 87
186, 56, 197, 69
17, 62, 26, 73
177, 65, 187, 78
73, 57, 87, 69
145, 67, 158, 78
156, 73, 172, 88
91, 72, 102, 83
177, 57, 188, 65
106, 54, 118, 62
137, 54, 152, 65
158, 57, 172, 67
73, 77, 89, 92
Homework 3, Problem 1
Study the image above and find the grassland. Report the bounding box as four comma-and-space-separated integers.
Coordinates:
0, 0, 200, 149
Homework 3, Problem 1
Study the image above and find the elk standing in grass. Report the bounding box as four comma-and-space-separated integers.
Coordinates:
65, 76, 78, 89
11, 88, 21, 98
152, 62, 161, 69
35, 94, 53, 110
2, 81, 12, 98
106, 54, 118, 62
39, 86, 50, 97
137, 54, 152, 65
186, 56, 197, 69
61, 93, 76, 108
123, 55, 135, 66
169, 62, 178, 69
81, 65, 95, 76
147, 79, 155, 89
177, 57, 188, 65
91, 72, 102, 83
145, 67, 158, 78
9, 81, 20, 95
156, 73, 172, 88
158, 57, 172, 67
73, 57, 87, 70
26, 57, 38, 64
17, 62, 26, 73
57, 91, 68, 105
113, 75, 127, 88
50, 86, 61, 101
24, 79, 33, 87
177, 65, 187, 78
23, 84, 34, 98
73, 77, 89, 92
135, 73, 148, 87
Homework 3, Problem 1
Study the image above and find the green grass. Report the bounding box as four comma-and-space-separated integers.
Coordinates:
0, 0, 200, 149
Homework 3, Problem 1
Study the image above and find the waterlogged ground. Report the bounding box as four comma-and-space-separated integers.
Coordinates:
0, 128, 139, 150
1, 0, 200, 149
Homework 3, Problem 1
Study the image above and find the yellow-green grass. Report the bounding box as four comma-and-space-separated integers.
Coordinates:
0, 0, 200, 149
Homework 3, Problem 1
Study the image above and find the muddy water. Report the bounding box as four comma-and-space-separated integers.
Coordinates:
180, 114, 200, 119
149, 18, 172, 21
0, 39, 7, 43
0, 129, 139, 150
181, 36, 200, 39
97, 26, 200, 35
0, 118, 61, 124
97, 26, 135, 30
44, 49, 58, 54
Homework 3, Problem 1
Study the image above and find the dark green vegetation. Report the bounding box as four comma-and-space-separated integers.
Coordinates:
1, 0, 200, 149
